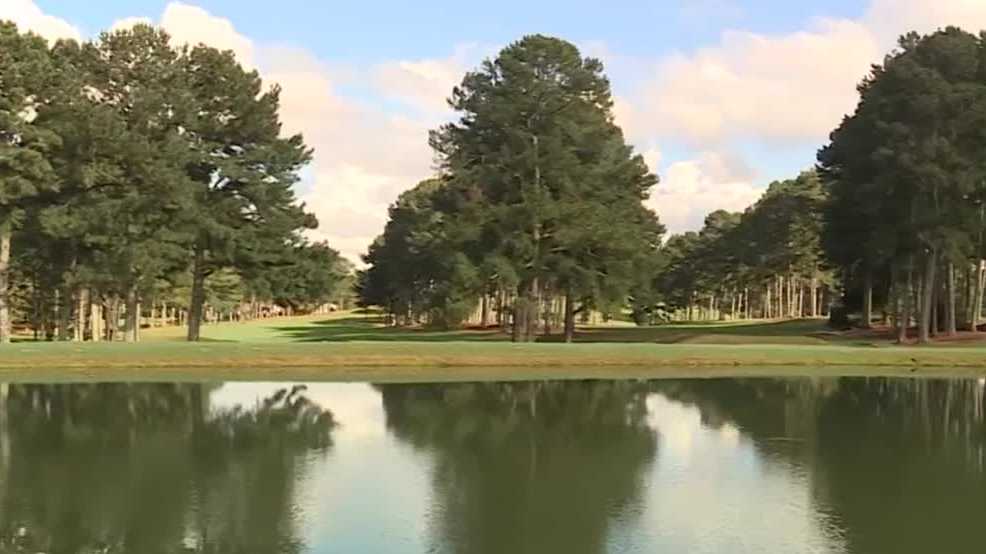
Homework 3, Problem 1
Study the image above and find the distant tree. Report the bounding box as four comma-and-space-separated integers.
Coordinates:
652, 172, 832, 324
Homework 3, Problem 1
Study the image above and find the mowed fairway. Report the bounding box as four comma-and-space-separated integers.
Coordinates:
3, 311, 986, 382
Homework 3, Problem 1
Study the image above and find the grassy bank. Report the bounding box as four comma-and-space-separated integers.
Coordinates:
3, 312, 986, 382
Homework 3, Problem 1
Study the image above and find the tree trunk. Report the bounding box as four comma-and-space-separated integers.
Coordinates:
918, 250, 938, 344
105, 296, 119, 341
774, 276, 781, 318
187, 247, 207, 341
498, 289, 509, 332
74, 288, 88, 342
809, 275, 818, 318
0, 229, 10, 344
54, 288, 69, 341
511, 288, 527, 343
862, 271, 873, 329
790, 275, 797, 318
480, 293, 489, 328
511, 299, 524, 342
783, 275, 790, 318
563, 289, 576, 343
90, 297, 103, 342
124, 286, 140, 343
972, 260, 985, 333
542, 296, 552, 336
896, 271, 910, 344
946, 263, 957, 336
963, 264, 974, 326
524, 279, 539, 342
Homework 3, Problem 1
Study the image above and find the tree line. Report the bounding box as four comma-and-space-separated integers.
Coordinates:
360, 28, 986, 344
631, 171, 833, 325
0, 22, 349, 343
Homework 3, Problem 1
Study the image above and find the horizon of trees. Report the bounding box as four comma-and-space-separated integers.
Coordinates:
7, 21, 986, 346
0, 21, 351, 343
630, 170, 833, 325
359, 28, 986, 344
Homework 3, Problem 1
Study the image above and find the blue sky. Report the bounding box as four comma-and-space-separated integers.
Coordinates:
37, 0, 865, 61
10, 0, 986, 261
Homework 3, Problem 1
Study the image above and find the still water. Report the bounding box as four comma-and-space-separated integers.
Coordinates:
0, 378, 984, 553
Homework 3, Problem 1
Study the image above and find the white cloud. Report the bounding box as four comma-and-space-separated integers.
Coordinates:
624, 0, 986, 236
0, 0, 81, 42
371, 44, 482, 115
109, 17, 153, 32
647, 152, 764, 235
864, 0, 986, 46
630, 1, 986, 147
642, 147, 662, 175
101, 3, 447, 262
635, 18, 880, 145
110, 2, 255, 67
159, 2, 256, 67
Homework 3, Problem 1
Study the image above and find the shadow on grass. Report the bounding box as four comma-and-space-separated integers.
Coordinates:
270, 315, 848, 345
569, 319, 838, 344
272, 316, 507, 343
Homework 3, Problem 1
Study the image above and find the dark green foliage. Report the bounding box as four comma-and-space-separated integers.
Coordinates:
365, 36, 664, 339
646, 172, 833, 324
0, 20, 346, 343
819, 27, 986, 342
0, 22, 61, 343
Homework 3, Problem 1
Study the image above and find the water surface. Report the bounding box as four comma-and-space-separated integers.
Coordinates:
0, 377, 983, 553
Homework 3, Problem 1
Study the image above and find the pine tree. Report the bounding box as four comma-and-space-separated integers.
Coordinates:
181, 45, 313, 341
0, 22, 60, 343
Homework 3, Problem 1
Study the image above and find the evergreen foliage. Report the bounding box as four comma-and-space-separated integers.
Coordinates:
0, 22, 347, 343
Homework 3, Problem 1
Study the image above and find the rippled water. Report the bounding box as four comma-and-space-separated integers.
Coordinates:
1, 377, 984, 553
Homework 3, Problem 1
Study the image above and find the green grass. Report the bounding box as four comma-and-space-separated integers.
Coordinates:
134, 311, 841, 345
3, 311, 986, 382
138, 311, 507, 343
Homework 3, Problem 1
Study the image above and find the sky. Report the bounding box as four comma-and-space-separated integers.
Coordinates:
6, 0, 986, 262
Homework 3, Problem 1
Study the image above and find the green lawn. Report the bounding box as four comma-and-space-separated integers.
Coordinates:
3, 311, 986, 382
134, 311, 848, 345
139, 311, 508, 343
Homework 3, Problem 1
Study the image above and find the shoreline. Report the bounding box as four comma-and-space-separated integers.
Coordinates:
3, 341, 986, 383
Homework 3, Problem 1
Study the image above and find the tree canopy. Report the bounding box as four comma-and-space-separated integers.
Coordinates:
363, 35, 664, 341
0, 21, 348, 343
819, 27, 986, 342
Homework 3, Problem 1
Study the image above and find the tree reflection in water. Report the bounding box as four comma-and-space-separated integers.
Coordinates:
656, 378, 986, 554
379, 380, 658, 554
1, 378, 983, 554
0, 383, 334, 554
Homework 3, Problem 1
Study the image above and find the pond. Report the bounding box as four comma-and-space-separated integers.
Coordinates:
0, 377, 983, 553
